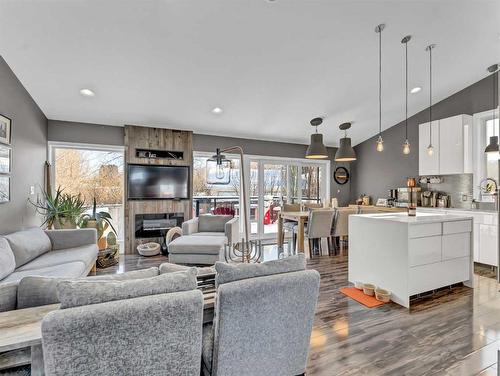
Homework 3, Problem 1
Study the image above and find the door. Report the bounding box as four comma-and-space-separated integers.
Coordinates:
419, 121, 440, 175
439, 115, 464, 174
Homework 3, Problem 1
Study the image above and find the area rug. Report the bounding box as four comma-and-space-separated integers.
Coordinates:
340, 287, 388, 308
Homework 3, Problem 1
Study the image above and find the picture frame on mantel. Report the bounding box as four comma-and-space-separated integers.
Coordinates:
0, 114, 12, 145
0, 175, 10, 203
0, 145, 11, 174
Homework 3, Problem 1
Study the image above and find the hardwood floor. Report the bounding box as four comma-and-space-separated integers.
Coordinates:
96, 252, 500, 376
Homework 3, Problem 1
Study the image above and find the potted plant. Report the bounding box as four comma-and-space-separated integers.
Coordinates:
30, 187, 86, 229
79, 197, 117, 250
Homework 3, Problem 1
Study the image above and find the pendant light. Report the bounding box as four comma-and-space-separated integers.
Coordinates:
305, 117, 328, 159
426, 44, 436, 156
484, 64, 499, 154
334, 122, 357, 162
375, 24, 385, 152
401, 35, 411, 155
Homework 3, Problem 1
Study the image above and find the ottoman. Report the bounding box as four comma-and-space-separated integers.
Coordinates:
168, 235, 226, 265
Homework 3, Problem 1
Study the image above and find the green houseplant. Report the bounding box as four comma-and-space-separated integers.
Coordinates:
30, 187, 86, 229
79, 197, 117, 249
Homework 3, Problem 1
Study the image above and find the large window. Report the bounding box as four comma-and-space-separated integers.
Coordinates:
192, 153, 329, 240
192, 153, 241, 217
50, 143, 125, 251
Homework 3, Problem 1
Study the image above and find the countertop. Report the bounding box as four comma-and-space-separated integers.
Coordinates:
417, 207, 498, 214
354, 212, 473, 224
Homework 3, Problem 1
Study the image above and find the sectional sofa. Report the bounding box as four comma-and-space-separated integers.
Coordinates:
0, 227, 98, 312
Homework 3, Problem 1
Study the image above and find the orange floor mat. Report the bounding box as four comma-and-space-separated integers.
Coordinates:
340, 287, 388, 308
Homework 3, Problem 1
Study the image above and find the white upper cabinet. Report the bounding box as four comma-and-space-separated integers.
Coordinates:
419, 121, 440, 175
418, 114, 472, 176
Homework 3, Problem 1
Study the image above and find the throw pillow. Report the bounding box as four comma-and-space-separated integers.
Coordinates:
0, 238, 16, 280
198, 215, 232, 233
4, 228, 51, 268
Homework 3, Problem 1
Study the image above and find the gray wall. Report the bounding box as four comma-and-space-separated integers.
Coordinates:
48, 120, 124, 146
47, 122, 352, 206
350, 74, 497, 203
0, 56, 47, 234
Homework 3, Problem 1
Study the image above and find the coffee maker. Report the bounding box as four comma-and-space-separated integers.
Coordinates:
387, 189, 398, 207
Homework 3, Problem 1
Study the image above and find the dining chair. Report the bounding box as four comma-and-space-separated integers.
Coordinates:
303, 202, 323, 209
330, 207, 359, 254
294, 209, 335, 258
281, 203, 301, 250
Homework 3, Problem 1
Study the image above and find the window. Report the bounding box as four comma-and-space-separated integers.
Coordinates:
192, 152, 241, 217
50, 143, 125, 251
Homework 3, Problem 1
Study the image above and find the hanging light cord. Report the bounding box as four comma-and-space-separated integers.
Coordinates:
379, 27, 382, 136
405, 40, 408, 140
429, 46, 433, 142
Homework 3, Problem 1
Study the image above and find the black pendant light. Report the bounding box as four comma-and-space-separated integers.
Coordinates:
426, 44, 436, 156
334, 122, 357, 162
402, 35, 411, 155
484, 64, 499, 154
305, 117, 328, 159
375, 24, 385, 152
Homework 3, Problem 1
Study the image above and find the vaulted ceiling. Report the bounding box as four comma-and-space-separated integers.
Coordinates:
0, 0, 499, 146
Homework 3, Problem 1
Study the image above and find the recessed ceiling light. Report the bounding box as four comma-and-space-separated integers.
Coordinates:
211, 107, 223, 114
410, 86, 422, 94
80, 88, 95, 97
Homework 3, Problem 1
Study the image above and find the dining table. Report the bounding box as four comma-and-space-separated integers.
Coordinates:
277, 211, 310, 253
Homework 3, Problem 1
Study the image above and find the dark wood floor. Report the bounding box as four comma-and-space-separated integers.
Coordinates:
96, 253, 500, 376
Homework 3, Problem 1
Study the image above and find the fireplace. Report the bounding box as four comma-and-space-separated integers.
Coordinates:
135, 213, 184, 239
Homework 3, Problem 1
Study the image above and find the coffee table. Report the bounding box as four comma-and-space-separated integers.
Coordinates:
0, 289, 216, 375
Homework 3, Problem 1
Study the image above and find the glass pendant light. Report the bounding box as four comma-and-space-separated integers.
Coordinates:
484, 64, 499, 155
402, 35, 411, 155
375, 24, 385, 152
206, 148, 231, 184
334, 122, 357, 162
426, 44, 436, 156
305, 117, 328, 159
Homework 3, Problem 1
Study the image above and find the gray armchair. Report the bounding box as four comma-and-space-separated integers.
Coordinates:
182, 215, 239, 247
202, 259, 320, 376
42, 288, 203, 375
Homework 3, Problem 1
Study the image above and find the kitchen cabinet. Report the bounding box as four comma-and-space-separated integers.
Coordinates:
418, 114, 472, 175
479, 224, 498, 266
419, 121, 440, 175
417, 208, 498, 267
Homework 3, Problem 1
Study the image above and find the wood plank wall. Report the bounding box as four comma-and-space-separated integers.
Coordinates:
124, 125, 193, 254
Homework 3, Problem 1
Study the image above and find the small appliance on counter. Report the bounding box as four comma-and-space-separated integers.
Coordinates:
396, 187, 421, 207
420, 190, 450, 208
376, 198, 388, 207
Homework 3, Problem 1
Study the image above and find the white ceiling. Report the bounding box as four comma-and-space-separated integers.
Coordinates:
0, 0, 499, 147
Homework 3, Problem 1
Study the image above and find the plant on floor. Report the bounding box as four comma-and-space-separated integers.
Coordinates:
29, 187, 86, 229
79, 197, 117, 249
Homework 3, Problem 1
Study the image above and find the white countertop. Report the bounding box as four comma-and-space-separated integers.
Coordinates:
354, 212, 472, 224
418, 207, 497, 215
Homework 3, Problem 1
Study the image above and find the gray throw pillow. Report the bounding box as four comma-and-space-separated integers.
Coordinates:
58, 268, 197, 309
17, 267, 160, 309
159, 263, 216, 277
0, 238, 16, 280
198, 215, 232, 233
215, 254, 306, 285
4, 228, 52, 268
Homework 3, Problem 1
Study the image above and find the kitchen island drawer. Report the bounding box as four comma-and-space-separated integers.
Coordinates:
408, 236, 442, 266
408, 257, 470, 295
443, 220, 471, 235
442, 233, 470, 260
408, 223, 441, 238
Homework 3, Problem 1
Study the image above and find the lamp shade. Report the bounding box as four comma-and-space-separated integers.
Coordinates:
334, 137, 357, 162
306, 133, 328, 159
485, 136, 499, 154
206, 155, 231, 184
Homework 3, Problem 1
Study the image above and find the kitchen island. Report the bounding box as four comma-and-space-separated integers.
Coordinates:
348, 212, 473, 308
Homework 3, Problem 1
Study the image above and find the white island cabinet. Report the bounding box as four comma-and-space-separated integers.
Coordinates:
348, 213, 473, 308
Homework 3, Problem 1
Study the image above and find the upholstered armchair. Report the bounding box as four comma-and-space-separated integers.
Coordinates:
182, 215, 240, 247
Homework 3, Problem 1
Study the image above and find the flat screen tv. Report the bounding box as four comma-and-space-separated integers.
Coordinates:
127, 164, 189, 200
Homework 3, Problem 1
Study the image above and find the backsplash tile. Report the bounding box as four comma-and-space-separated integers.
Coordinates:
420, 174, 473, 209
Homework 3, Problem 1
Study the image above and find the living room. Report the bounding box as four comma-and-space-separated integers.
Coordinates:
1, 1, 500, 375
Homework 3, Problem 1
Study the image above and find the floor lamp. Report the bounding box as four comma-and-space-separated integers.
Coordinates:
206, 147, 260, 263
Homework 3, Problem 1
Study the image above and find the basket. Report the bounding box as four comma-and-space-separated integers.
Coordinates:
97, 247, 119, 269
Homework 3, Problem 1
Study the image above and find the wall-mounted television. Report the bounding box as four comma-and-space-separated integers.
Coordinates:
127, 164, 190, 200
